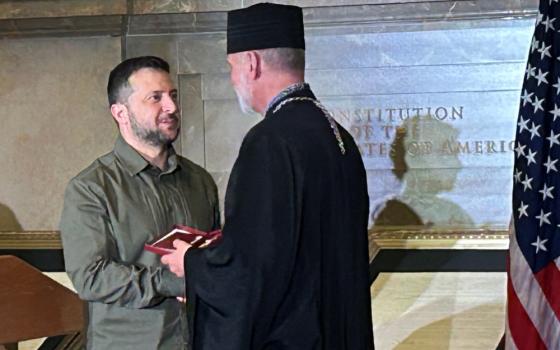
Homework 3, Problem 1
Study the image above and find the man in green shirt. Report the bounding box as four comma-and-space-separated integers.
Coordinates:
60, 56, 220, 349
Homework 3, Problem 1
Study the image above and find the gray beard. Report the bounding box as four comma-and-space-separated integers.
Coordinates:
234, 88, 255, 115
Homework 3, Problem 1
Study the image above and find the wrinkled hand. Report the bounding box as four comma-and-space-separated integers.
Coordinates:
161, 239, 191, 277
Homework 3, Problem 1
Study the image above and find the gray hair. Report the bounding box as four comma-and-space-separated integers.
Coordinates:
258, 48, 305, 73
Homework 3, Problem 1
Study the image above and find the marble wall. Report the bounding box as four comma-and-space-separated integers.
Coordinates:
0, 36, 120, 230
0, 0, 127, 19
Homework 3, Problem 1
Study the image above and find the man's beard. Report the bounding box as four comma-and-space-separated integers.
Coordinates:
129, 111, 179, 147
234, 76, 255, 114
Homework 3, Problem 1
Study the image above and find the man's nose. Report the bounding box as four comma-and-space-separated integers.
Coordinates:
162, 94, 178, 114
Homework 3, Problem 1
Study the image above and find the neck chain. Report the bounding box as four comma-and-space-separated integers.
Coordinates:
272, 97, 346, 155
265, 82, 309, 114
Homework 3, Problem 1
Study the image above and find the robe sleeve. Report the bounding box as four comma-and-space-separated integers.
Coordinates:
184, 129, 301, 349
60, 179, 183, 309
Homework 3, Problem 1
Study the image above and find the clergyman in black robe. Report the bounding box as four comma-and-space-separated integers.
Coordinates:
162, 3, 374, 349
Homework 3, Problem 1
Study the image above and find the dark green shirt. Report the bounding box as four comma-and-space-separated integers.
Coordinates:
60, 136, 220, 350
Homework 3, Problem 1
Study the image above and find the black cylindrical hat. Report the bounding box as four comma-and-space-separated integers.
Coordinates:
227, 3, 305, 54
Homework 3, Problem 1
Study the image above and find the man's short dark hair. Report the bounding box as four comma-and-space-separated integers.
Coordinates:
107, 56, 170, 107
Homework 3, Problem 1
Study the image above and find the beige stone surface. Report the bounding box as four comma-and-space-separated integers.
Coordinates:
0, 36, 120, 230
245, 0, 450, 6
126, 35, 180, 76
133, 0, 241, 14
177, 33, 227, 74
204, 99, 260, 173
179, 74, 205, 166
372, 272, 506, 349
0, 0, 126, 20
132, 0, 452, 14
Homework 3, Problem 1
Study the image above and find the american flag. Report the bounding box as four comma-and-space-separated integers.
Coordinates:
507, 1, 560, 349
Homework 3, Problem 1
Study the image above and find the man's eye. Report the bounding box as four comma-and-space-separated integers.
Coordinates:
149, 95, 161, 102
171, 93, 178, 101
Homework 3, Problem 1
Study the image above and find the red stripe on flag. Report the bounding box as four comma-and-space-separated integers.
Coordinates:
507, 274, 547, 350
534, 261, 560, 320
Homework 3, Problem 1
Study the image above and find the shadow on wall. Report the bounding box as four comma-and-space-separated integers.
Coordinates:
372, 124, 423, 228
371, 115, 473, 229
0, 202, 22, 231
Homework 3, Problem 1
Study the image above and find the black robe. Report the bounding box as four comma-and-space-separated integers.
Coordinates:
185, 87, 374, 350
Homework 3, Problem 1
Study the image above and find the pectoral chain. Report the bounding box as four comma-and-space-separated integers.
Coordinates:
272, 97, 346, 155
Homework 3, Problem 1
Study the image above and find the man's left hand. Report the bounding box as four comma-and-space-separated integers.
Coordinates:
161, 239, 191, 277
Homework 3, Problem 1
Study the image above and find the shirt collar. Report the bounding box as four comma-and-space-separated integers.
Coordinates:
114, 135, 179, 176
165, 148, 179, 174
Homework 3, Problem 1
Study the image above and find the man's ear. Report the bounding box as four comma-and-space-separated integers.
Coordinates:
246, 51, 261, 80
110, 103, 128, 126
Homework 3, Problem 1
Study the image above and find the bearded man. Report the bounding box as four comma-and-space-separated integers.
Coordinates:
60, 56, 220, 350
162, 4, 374, 349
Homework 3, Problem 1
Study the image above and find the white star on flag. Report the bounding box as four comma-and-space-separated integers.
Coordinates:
515, 142, 526, 158
522, 174, 534, 191
529, 122, 542, 140
533, 96, 545, 113
514, 168, 523, 183
547, 130, 560, 147
536, 69, 549, 86
553, 77, 560, 94
518, 116, 530, 133
531, 37, 540, 53
539, 183, 555, 200
521, 90, 534, 106
518, 201, 529, 218
544, 156, 558, 173
531, 236, 548, 253
537, 11, 544, 25
544, 16, 556, 32
526, 63, 536, 79
526, 149, 538, 165
536, 209, 552, 226
549, 103, 560, 120
538, 42, 552, 59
